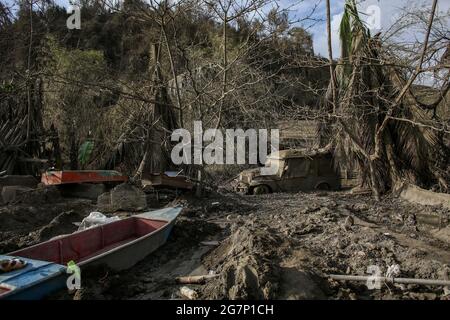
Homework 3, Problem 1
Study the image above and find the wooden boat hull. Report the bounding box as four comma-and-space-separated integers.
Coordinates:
2, 207, 182, 299
41, 170, 128, 186
79, 210, 178, 271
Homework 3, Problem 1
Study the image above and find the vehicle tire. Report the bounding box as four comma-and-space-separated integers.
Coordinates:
252, 185, 270, 195
316, 182, 330, 191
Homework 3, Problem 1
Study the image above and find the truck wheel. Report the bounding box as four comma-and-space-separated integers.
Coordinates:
253, 185, 270, 195
316, 182, 330, 191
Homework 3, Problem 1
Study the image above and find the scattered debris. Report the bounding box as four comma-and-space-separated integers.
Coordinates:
385, 264, 401, 278
200, 241, 220, 246
142, 171, 194, 191
179, 286, 198, 300
175, 274, 220, 284
77, 212, 120, 231
0, 258, 26, 273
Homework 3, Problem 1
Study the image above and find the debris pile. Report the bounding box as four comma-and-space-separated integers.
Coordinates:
202, 225, 283, 299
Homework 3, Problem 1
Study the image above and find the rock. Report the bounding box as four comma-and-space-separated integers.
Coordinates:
326, 201, 338, 208
352, 203, 369, 211
409, 292, 437, 300
97, 183, 147, 212
1, 186, 34, 204
318, 207, 332, 215
300, 206, 320, 214
343, 216, 354, 230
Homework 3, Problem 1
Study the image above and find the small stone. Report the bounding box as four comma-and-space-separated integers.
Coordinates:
353, 203, 369, 211
344, 216, 354, 229
356, 251, 366, 257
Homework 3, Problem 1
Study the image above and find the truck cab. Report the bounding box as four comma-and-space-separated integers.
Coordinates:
235, 149, 340, 195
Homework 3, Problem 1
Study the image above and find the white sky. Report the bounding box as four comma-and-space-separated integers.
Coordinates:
282, 0, 450, 58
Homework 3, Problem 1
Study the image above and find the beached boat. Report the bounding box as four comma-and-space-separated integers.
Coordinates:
41, 170, 128, 186
0, 256, 66, 300
0, 206, 182, 300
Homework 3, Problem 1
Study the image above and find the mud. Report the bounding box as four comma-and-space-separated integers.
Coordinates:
2, 187, 450, 300
0, 186, 95, 252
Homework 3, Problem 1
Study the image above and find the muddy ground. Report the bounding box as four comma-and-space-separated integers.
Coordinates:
1, 187, 450, 300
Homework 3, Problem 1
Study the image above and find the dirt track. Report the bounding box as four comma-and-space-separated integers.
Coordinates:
2, 188, 450, 300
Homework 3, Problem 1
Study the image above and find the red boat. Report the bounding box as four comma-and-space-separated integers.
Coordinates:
41, 170, 128, 186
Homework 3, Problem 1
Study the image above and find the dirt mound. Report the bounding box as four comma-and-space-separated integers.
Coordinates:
202, 225, 280, 299
0, 198, 94, 252
201, 221, 326, 299
170, 217, 223, 247
7, 185, 62, 205
32, 210, 83, 241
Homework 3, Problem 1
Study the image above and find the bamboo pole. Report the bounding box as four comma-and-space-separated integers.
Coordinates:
327, 274, 450, 286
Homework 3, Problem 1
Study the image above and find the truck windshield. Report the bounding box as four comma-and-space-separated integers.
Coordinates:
264, 158, 282, 175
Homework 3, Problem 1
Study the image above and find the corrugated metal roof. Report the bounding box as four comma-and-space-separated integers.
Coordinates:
268, 148, 330, 159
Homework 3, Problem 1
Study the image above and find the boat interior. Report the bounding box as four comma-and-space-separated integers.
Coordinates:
11, 218, 167, 265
